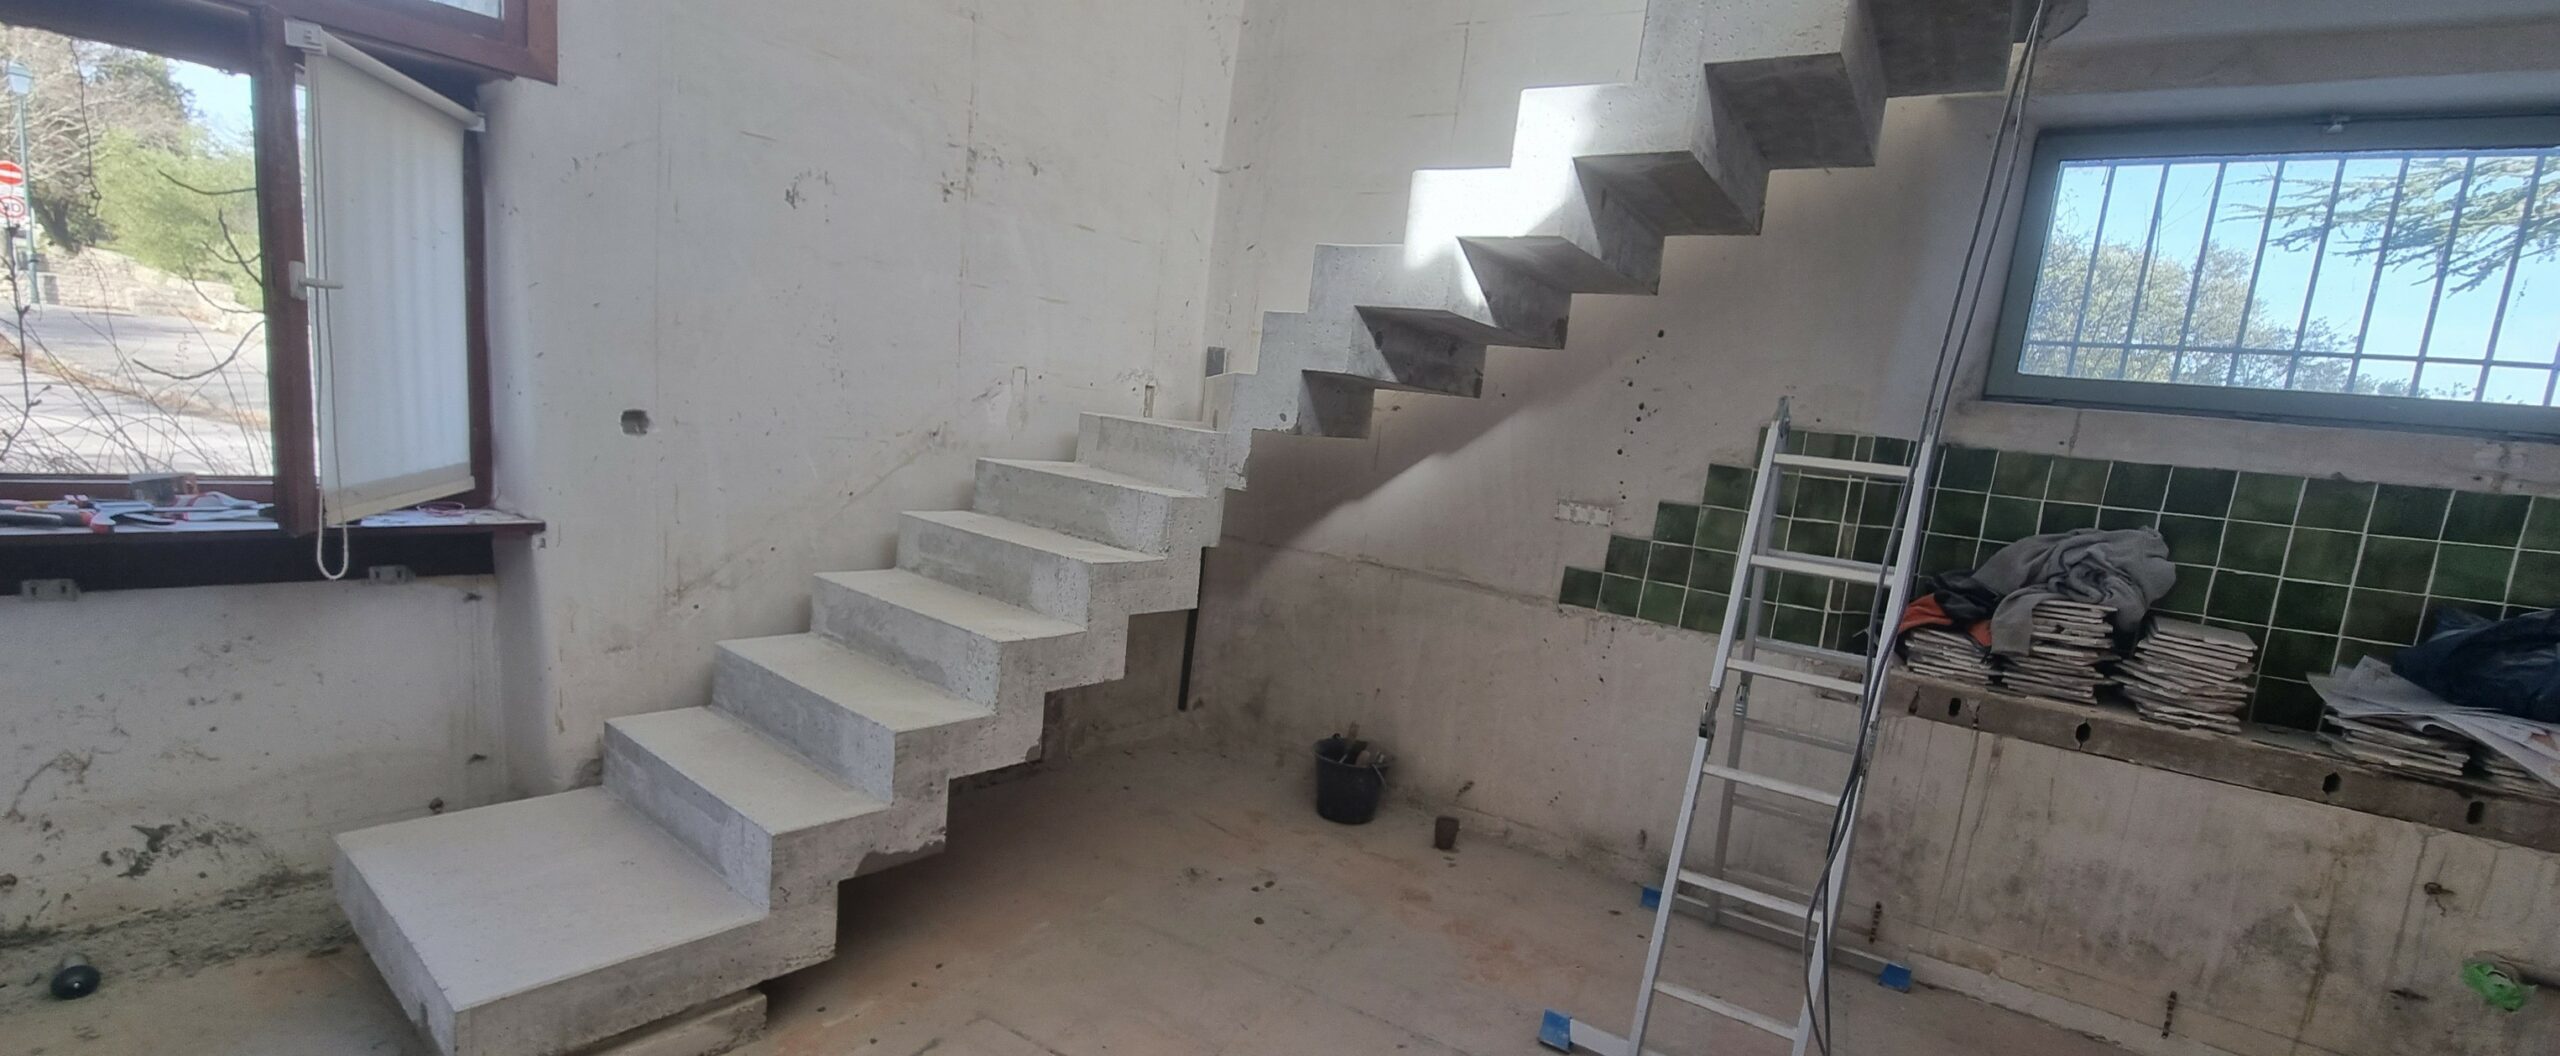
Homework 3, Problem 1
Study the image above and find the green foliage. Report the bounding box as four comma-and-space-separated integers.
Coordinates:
89, 128, 262, 306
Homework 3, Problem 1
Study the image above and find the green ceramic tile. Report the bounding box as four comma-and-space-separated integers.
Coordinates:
1928, 490, 1986, 536
1990, 452, 2054, 497
1873, 437, 1916, 466
2159, 514, 2228, 566
2444, 491, 2532, 547
2230, 472, 2305, 524
2283, 528, 2362, 585
2272, 580, 2349, 634
2207, 571, 2278, 624
2097, 506, 2159, 531
2369, 483, 2451, 539
1823, 613, 1865, 653
1653, 502, 1701, 544
1974, 538, 2008, 568
1777, 571, 1830, 608
1853, 435, 1877, 461
1920, 533, 1975, 575
2163, 467, 2238, 517
1640, 581, 1686, 625
2525, 496, 2560, 551
1703, 464, 1757, 510
1560, 567, 1603, 608
1839, 582, 1880, 617
1647, 541, 1694, 585
1776, 474, 1802, 511
2217, 520, 2290, 575
2432, 543, 2515, 602
2039, 502, 2099, 534
2424, 598, 2505, 634
1806, 432, 1855, 459
1771, 605, 1825, 646
2102, 461, 2173, 510
2046, 457, 2110, 505
2355, 536, 2435, 594
1938, 447, 1996, 491
2253, 679, 2326, 730
1856, 482, 1904, 526
2343, 588, 2427, 643
2158, 566, 2212, 615
2334, 638, 2402, 669
1983, 496, 2042, 543
1850, 526, 1892, 564
1779, 428, 1808, 455
1697, 508, 1747, 551
1599, 574, 1643, 616
1604, 535, 1649, 577
2260, 629, 2338, 682
1770, 516, 1797, 548
1688, 549, 1739, 592
2297, 478, 2376, 531
1789, 518, 1843, 558
2511, 550, 2560, 609
1680, 591, 1727, 634
1794, 477, 1850, 521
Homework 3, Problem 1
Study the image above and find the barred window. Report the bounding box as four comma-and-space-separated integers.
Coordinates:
1988, 118, 2560, 437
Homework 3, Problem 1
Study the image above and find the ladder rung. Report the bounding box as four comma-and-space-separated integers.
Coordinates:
1740, 715, 1859, 753
1750, 551, 1889, 583
1729, 658, 1863, 697
1701, 763, 1844, 809
1678, 869, 1818, 922
1772, 452, 1913, 480
1751, 637, 1869, 671
1649, 980, 1800, 1040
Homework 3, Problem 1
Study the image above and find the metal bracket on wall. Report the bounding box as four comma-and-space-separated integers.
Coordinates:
366, 565, 416, 586
19, 578, 77, 601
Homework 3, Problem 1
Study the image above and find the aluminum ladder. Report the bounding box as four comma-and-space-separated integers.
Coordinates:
1543, 398, 1935, 1056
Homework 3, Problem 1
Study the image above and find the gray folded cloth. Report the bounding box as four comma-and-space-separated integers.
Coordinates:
1965, 527, 2175, 656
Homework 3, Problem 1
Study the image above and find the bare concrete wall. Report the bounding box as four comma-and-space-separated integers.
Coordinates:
1190, 3, 2560, 1053
480, 0, 1244, 793
0, 579, 503, 992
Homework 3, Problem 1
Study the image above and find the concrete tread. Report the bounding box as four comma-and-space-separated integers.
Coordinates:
608, 708, 889, 834
814, 568, 1084, 642
718, 633, 992, 733
904, 509, 1161, 567
1083, 412, 1217, 435
978, 457, 1207, 498
337, 788, 764, 1010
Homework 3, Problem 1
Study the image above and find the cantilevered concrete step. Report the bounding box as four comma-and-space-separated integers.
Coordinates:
1076, 413, 1242, 495
1871, 0, 2017, 95
899, 509, 1195, 622
811, 568, 1090, 707
606, 707, 902, 909
714, 632, 997, 800
973, 458, 1221, 554
336, 787, 829, 1056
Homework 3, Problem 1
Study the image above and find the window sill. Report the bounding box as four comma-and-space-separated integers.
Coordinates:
1889, 668, 2560, 855
0, 507, 542, 594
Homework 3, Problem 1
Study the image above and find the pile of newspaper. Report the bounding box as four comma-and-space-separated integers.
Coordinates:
2118, 618, 2256, 733
2311, 659, 2560, 796
1998, 599, 2117, 704
1904, 626, 1995, 687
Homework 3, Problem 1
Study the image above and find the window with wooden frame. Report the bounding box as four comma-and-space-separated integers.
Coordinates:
0, 0, 546, 557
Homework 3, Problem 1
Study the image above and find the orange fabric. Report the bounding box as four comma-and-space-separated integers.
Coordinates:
1899, 596, 1993, 647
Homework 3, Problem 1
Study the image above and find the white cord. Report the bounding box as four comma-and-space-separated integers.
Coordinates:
304, 59, 354, 582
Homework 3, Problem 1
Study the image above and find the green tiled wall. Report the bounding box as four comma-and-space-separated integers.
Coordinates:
1559, 432, 2560, 732
1558, 429, 1915, 654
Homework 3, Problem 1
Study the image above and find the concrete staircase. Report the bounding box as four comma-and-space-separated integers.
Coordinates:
332, 2, 2015, 1053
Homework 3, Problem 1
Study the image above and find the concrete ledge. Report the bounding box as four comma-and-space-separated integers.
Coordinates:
1889, 671, 2560, 854
578, 990, 765, 1056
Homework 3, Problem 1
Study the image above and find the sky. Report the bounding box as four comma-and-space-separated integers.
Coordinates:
168, 57, 253, 146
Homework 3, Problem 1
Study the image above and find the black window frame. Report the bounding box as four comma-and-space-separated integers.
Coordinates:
1985, 114, 2560, 440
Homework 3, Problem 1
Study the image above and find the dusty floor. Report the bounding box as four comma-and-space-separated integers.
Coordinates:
12, 747, 2122, 1056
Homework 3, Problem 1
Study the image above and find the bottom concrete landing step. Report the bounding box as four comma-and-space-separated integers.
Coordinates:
337, 787, 813, 1056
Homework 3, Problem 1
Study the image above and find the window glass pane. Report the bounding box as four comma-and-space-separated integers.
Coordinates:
420, 0, 503, 16
0, 24, 268, 475
2014, 139, 2560, 412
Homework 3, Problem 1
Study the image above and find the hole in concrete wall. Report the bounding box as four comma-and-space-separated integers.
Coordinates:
1946, 698, 1962, 717
621, 410, 652, 436
2072, 722, 2091, 746
2466, 800, 2485, 825
2321, 773, 2341, 795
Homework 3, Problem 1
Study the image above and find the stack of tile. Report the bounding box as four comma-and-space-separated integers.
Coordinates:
1904, 627, 1994, 687
2118, 618, 2255, 733
2476, 752, 2560, 802
1998, 599, 2117, 704
2324, 716, 2472, 780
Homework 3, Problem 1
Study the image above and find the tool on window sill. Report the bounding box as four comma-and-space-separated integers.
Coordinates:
0, 503, 110, 532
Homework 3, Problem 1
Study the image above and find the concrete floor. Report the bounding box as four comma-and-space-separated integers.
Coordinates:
12, 746, 2123, 1056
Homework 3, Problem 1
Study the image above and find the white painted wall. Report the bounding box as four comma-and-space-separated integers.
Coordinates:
1190, 3, 2560, 1054
0, 579, 502, 987
480, 0, 1244, 792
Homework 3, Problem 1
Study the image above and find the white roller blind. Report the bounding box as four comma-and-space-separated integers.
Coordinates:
297, 24, 479, 524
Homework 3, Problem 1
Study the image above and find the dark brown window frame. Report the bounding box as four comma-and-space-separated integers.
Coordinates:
0, 0, 508, 540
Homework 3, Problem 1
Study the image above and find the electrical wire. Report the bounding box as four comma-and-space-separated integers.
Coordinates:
1801, 4, 2056, 1051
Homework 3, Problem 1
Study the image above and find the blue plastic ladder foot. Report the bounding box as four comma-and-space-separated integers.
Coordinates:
1878, 962, 1914, 992
1538, 1009, 1576, 1052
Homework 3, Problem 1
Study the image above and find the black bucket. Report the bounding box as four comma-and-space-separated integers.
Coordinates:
1314, 736, 1388, 825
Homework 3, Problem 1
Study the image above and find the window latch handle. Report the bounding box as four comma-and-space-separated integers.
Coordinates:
289, 261, 342, 300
